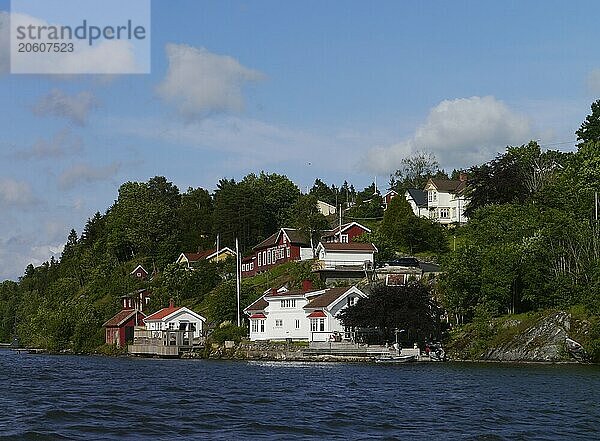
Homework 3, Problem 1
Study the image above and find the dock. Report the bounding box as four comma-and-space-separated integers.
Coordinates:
128, 327, 204, 357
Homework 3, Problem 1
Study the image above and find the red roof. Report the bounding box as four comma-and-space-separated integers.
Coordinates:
307, 310, 326, 318
144, 306, 182, 321
249, 313, 266, 319
103, 309, 145, 327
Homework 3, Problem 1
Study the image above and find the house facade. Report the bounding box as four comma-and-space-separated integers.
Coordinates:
130, 264, 148, 280
241, 228, 313, 277
143, 300, 206, 338
244, 285, 367, 342
316, 200, 336, 216
424, 177, 469, 225
315, 242, 377, 269
382, 190, 398, 210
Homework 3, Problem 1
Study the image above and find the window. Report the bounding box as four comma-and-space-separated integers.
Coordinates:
295, 319, 300, 329
347, 297, 357, 307
168, 322, 174, 330
258, 253, 261, 267
281, 299, 296, 308
341, 234, 349, 243
433, 192, 437, 201
428, 191, 432, 202
286, 247, 290, 258
310, 318, 324, 332
275, 319, 283, 327
440, 208, 449, 219
319, 319, 324, 332
452, 207, 457, 219
260, 320, 265, 332
252, 321, 258, 332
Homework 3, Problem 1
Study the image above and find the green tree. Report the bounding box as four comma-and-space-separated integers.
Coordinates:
576, 100, 600, 145
287, 194, 329, 251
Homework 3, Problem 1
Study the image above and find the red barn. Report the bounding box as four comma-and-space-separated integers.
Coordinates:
103, 309, 146, 348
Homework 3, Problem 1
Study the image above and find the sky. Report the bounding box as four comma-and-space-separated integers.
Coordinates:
1, 0, 600, 280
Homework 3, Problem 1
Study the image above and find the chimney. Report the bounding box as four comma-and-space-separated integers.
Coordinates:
270, 288, 277, 296
302, 279, 313, 291
169, 298, 175, 308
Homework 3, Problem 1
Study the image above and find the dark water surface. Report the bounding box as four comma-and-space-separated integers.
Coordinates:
1, 350, 599, 440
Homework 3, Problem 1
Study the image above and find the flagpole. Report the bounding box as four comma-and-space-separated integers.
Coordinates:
216, 234, 220, 262
235, 238, 241, 327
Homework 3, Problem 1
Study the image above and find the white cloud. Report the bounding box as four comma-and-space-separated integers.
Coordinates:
0, 178, 36, 207
156, 44, 265, 118
58, 162, 120, 190
14, 128, 83, 159
0, 235, 64, 280
587, 69, 600, 94
32, 89, 98, 126
364, 96, 533, 174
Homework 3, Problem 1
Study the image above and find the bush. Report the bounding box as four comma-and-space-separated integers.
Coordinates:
208, 324, 247, 344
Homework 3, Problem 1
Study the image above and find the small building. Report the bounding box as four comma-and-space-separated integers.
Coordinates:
143, 300, 206, 339
130, 264, 149, 280
321, 222, 371, 243
103, 309, 146, 348
314, 242, 377, 285
120, 288, 151, 312
382, 190, 398, 210
244, 284, 367, 342
176, 247, 236, 268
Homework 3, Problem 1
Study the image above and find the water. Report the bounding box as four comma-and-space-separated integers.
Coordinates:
1, 351, 599, 440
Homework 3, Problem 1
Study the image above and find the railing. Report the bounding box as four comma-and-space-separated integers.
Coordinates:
131, 329, 204, 349
313, 260, 373, 271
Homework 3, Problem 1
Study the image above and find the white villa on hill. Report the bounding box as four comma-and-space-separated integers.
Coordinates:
424, 177, 469, 224
244, 284, 367, 342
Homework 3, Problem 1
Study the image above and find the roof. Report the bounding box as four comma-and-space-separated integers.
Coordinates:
406, 188, 427, 207
420, 262, 442, 273
103, 309, 145, 327
304, 287, 351, 309
307, 310, 326, 318
324, 222, 371, 237
320, 242, 377, 252
244, 297, 269, 312
181, 247, 236, 263
264, 288, 319, 298
253, 228, 310, 251
144, 306, 182, 321
427, 179, 467, 194
249, 313, 266, 319
130, 264, 148, 275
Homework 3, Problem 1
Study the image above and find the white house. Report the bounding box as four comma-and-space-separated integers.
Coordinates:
316, 200, 337, 216
424, 177, 469, 225
315, 242, 377, 270
244, 285, 367, 342
143, 300, 206, 338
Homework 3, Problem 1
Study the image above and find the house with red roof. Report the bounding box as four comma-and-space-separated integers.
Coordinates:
176, 247, 236, 268
321, 222, 371, 243
244, 283, 366, 342
143, 300, 206, 339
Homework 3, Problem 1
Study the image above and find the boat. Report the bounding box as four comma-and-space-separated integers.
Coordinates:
373, 354, 416, 363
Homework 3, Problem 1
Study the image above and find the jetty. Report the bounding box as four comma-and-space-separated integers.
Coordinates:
128, 327, 205, 357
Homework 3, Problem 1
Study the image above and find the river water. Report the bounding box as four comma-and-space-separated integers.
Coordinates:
0, 350, 599, 440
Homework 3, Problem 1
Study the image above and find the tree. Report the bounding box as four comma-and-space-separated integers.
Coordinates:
338, 282, 443, 344
392, 151, 443, 191
576, 100, 600, 145
287, 194, 329, 251
178, 187, 214, 252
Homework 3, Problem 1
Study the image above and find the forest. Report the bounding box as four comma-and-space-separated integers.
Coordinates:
1, 100, 600, 354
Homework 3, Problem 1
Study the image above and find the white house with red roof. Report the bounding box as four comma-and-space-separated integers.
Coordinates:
143, 300, 206, 338
315, 242, 377, 269
321, 222, 371, 243
244, 283, 366, 342
424, 176, 469, 224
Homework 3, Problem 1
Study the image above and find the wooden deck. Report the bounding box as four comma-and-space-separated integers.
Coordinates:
128, 328, 204, 357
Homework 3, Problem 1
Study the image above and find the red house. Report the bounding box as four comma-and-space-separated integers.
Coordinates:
321, 222, 371, 243
241, 228, 312, 277
103, 309, 146, 348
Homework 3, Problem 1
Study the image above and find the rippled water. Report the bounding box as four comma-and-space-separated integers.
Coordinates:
1, 350, 599, 440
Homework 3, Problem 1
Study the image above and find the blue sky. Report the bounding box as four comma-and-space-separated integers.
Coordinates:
1, 0, 600, 280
